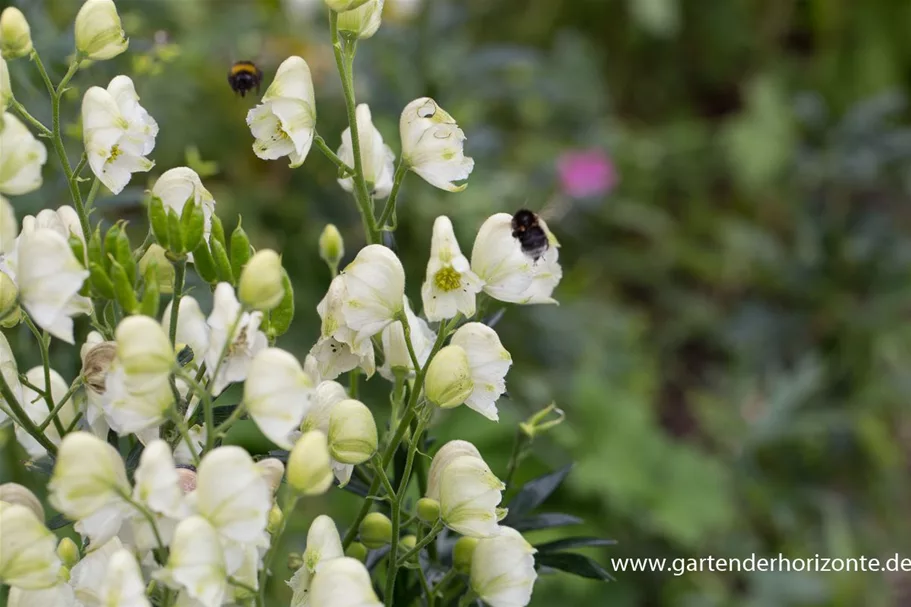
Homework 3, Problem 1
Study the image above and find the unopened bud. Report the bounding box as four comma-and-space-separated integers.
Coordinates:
0, 482, 44, 520
345, 541, 368, 562
267, 504, 284, 534
318, 224, 344, 268
328, 399, 377, 465
56, 537, 80, 568
287, 430, 334, 495
0, 57, 11, 112
75, 0, 128, 61
239, 249, 284, 311
424, 345, 473, 409
337, 0, 384, 40
139, 244, 175, 295
358, 512, 392, 549
0, 271, 19, 328
453, 536, 479, 574
416, 497, 440, 523
0, 7, 32, 59
59, 565, 71, 583
519, 402, 566, 439
324, 0, 372, 12
400, 535, 417, 552
256, 458, 285, 495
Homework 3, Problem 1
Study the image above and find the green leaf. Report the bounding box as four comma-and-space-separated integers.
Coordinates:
509, 513, 582, 532
506, 464, 573, 518
534, 537, 617, 552
535, 552, 614, 581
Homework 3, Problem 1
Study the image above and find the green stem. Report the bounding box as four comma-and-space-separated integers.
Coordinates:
168, 260, 186, 347
9, 98, 52, 137
342, 475, 381, 549
432, 569, 458, 599
206, 308, 246, 448
395, 519, 444, 567
84, 177, 101, 215
371, 454, 396, 500
503, 428, 529, 488
259, 494, 299, 606
384, 497, 402, 606
64, 411, 83, 434
397, 412, 428, 496
73, 153, 88, 180
349, 368, 360, 399
23, 316, 66, 436
314, 134, 354, 175
37, 377, 83, 432
214, 402, 246, 438
118, 489, 168, 561
0, 367, 58, 455
377, 162, 408, 229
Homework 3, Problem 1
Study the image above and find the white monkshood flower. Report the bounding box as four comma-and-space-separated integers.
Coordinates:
48, 433, 133, 546
205, 282, 268, 394
0, 502, 62, 590
70, 537, 123, 606
337, 104, 394, 197
310, 275, 375, 381
0, 195, 16, 255
82, 76, 158, 194
1, 57, 12, 112
399, 97, 474, 192
450, 322, 512, 421
133, 440, 188, 520
378, 298, 435, 381
470, 527, 538, 607
422, 215, 483, 320
244, 347, 315, 449
424, 344, 473, 409
151, 167, 216, 249
14, 228, 90, 344
341, 244, 405, 342
194, 446, 271, 570
426, 440, 505, 538
99, 550, 150, 607
15, 367, 78, 459
103, 316, 174, 436
0, 330, 23, 424
301, 380, 354, 486
309, 557, 382, 607
0, 7, 32, 59
337, 0, 385, 39
288, 515, 344, 607
470, 213, 562, 305
75, 0, 128, 61
161, 295, 210, 368
21, 206, 85, 246
8, 584, 76, 607
325, 0, 372, 11
155, 516, 227, 607
0, 112, 47, 195
173, 424, 206, 465
247, 56, 316, 168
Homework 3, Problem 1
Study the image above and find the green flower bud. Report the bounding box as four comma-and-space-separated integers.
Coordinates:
148, 196, 169, 249
239, 249, 284, 312
210, 213, 227, 249
139, 244, 175, 295
192, 241, 218, 284
87, 225, 104, 267
166, 209, 184, 256
0, 8, 32, 59
345, 541, 368, 562
453, 536, 479, 574
0, 271, 18, 325
325, 0, 372, 12
287, 430, 334, 496
56, 538, 80, 568
89, 262, 115, 300
109, 258, 139, 314
267, 504, 284, 535
358, 512, 392, 549
74, 0, 128, 61
114, 228, 136, 283
180, 197, 206, 253
424, 345, 473, 409
139, 264, 160, 318
0, 482, 44, 520
337, 0, 384, 40
210, 238, 234, 284
400, 535, 417, 552
265, 269, 295, 339
319, 224, 344, 268
230, 220, 253, 278
416, 497, 441, 523
328, 399, 378, 465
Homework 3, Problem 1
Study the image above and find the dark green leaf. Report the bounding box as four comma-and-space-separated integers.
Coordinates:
509, 513, 582, 531
534, 537, 617, 552
535, 552, 614, 581
46, 513, 73, 530
176, 345, 194, 367
506, 464, 573, 518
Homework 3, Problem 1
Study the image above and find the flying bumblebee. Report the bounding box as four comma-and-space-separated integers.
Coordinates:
511, 209, 550, 261
227, 61, 263, 97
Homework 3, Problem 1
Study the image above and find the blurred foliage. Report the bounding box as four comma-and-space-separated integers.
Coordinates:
4, 0, 911, 604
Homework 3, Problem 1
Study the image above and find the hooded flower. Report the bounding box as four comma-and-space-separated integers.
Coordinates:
98, 550, 150, 607
70, 537, 123, 606
7, 585, 75, 607
205, 283, 268, 394
15, 367, 78, 459
426, 440, 504, 538
244, 347, 315, 449
309, 275, 375, 381
301, 380, 354, 486
21, 206, 84, 247
421, 216, 483, 321
287, 514, 345, 606
0, 58, 9, 112
82, 76, 157, 194
155, 516, 227, 607
449, 322, 512, 421
151, 168, 217, 249
337, 104, 395, 198
470, 527, 537, 607
309, 557, 381, 607
0, 112, 47, 195
377, 298, 435, 381
399, 97, 473, 192
74, 0, 128, 61
0, 194, 16, 255
0, 502, 62, 590
247, 56, 316, 168
161, 295, 210, 369
340, 245, 405, 342
80, 331, 115, 438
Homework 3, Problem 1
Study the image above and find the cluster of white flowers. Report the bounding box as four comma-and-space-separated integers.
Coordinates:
0, 1, 578, 606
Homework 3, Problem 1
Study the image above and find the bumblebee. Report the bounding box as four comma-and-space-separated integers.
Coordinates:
228, 61, 263, 97
511, 209, 549, 261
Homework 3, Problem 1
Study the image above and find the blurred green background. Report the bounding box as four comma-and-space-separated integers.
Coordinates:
4, 0, 911, 605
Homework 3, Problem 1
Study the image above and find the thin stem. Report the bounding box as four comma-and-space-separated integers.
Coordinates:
503, 428, 529, 489
398, 312, 424, 377
384, 497, 401, 605
64, 411, 83, 433
84, 177, 101, 215
0, 367, 58, 455
37, 377, 83, 432
342, 476, 381, 548
214, 402, 247, 438
397, 412, 428, 496
118, 489, 168, 560
395, 519, 444, 567
228, 577, 259, 596
9, 98, 52, 137
23, 316, 66, 436
432, 569, 458, 599
73, 153, 88, 180
169, 408, 201, 466
259, 494, 299, 607
377, 162, 408, 229
314, 134, 354, 175
349, 368, 360, 399
371, 454, 396, 500
169, 260, 186, 347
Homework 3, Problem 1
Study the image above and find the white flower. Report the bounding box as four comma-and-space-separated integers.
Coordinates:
1, 57, 11, 112
0, 502, 62, 590
133, 440, 188, 520
0, 330, 23, 425
378, 298, 435, 381
309, 557, 382, 607
421, 216, 483, 321
70, 537, 124, 606
161, 295, 210, 369
173, 424, 206, 466
82, 76, 157, 194
288, 514, 344, 607
399, 97, 473, 192
15, 367, 78, 459
244, 347, 315, 449
337, 104, 394, 197
239, 249, 285, 311
155, 516, 227, 607
205, 282, 268, 394
301, 380, 354, 486
424, 345, 473, 409
341, 244, 405, 341
325, 0, 372, 11
80, 332, 114, 438
449, 322, 512, 421
0, 7, 32, 59
103, 316, 174, 436
75, 0, 128, 61
327, 399, 377, 465
426, 440, 504, 538
8, 585, 76, 607
0, 112, 47, 195
470, 213, 562, 304
151, 167, 216, 249
21, 206, 84, 245
309, 275, 375, 381
13, 228, 90, 344
99, 550, 150, 607
48, 433, 133, 546
247, 56, 316, 168
0, 194, 16, 255
470, 527, 537, 607
337, 0, 385, 39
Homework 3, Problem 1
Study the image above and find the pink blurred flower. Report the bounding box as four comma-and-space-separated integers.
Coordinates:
557, 149, 617, 198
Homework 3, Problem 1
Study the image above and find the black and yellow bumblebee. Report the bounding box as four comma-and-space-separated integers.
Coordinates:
227, 61, 263, 97
511, 209, 550, 261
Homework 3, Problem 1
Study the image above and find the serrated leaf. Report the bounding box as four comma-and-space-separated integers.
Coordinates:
535, 552, 614, 581
534, 537, 617, 552
506, 464, 573, 518
509, 513, 582, 532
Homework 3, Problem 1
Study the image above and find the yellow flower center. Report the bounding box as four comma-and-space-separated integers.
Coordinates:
109, 145, 121, 161
433, 266, 461, 292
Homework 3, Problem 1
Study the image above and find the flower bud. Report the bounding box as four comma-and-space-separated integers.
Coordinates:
0, 483, 44, 521
345, 541, 368, 562
0, 57, 11, 112
425, 345, 473, 409
310, 558, 381, 607
267, 504, 284, 534
238, 249, 284, 311
416, 497, 441, 523
0, 503, 61, 590
0, 271, 19, 328
256, 457, 285, 495
319, 224, 344, 268
139, 244, 175, 295
358, 512, 392, 549
453, 536, 479, 573
56, 538, 80, 568
75, 0, 128, 61
80, 339, 116, 394
337, 0, 384, 40
470, 527, 537, 607
400, 535, 417, 552
0, 8, 32, 59
328, 399, 377, 465
325, 0, 372, 11
287, 430, 334, 495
